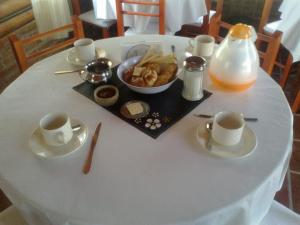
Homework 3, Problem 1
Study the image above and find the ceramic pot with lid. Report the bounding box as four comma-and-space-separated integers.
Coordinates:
80, 58, 113, 85
208, 23, 259, 91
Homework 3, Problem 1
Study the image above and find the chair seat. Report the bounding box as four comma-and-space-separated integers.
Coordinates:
260, 201, 300, 225
79, 10, 116, 28
125, 22, 172, 36
264, 20, 282, 34
0, 206, 27, 225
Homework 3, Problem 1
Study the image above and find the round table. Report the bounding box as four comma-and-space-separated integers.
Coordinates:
0, 35, 293, 225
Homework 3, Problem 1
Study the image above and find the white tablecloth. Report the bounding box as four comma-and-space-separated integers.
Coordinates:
0, 35, 293, 225
277, 0, 300, 62
92, 0, 207, 33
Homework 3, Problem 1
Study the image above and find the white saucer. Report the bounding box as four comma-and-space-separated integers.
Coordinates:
29, 119, 88, 159
66, 47, 107, 67
196, 123, 257, 158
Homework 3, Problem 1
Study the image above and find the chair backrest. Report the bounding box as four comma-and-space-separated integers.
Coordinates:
208, 13, 282, 75
9, 16, 84, 73
115, 0, 165, 36
215, 0, 273, 33
201, 0, 223, 33
259, 0, 274, 33
71, 0, 81, 15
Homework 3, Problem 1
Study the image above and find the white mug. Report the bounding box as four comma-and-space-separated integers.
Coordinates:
74, 38, 95, 62
211, 112, 245, 146
189, 35, 215, 57
40, 113, 73, 147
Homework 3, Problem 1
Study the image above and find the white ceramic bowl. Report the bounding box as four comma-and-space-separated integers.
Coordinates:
117, 56, 178, 94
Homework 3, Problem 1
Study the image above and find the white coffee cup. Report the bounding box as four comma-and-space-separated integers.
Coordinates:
211, 112, 245, 146
74, 38, 95, 62
189, 35, 215, 57
39, 113, 73, 147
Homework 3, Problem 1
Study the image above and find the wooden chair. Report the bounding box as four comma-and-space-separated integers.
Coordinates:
264, 17, 294, 89
208, 13, 282, 75
176, 0, 216, 37
275, 48, 293, 88
255, 0, 273, 33
115, 0, 167, 36
71, 0, 116, 39
216, 0, 273, 34
8, 16, 84, 73
177, 0, 271, 37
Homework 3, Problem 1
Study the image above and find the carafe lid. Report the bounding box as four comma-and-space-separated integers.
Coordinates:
229, 23, 252, 39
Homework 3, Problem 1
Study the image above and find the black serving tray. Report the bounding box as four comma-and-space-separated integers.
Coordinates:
73, 66, 211, 139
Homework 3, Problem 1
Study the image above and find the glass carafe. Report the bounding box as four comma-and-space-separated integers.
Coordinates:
208, 23, 259, 91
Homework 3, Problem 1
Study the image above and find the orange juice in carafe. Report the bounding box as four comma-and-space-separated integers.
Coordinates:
208, 23, 259, 91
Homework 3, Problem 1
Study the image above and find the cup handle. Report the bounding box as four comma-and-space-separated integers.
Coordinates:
56, 132, 68, 144
188, 39, 194, 48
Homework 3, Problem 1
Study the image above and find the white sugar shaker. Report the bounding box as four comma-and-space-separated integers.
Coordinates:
182, 56, 207, 101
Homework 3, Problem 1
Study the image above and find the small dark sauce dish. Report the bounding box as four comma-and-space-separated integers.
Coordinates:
96, 87, 116, 98
94, 85, 119, 107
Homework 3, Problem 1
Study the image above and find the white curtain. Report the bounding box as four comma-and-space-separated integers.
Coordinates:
31, 0, 72, 33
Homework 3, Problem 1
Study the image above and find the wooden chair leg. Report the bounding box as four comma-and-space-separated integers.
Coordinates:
292, 88, 300, 113
102, 28, 110, 38
279, 54, 293, 88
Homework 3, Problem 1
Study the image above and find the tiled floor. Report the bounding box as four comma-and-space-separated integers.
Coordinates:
273, 108, 300, 214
